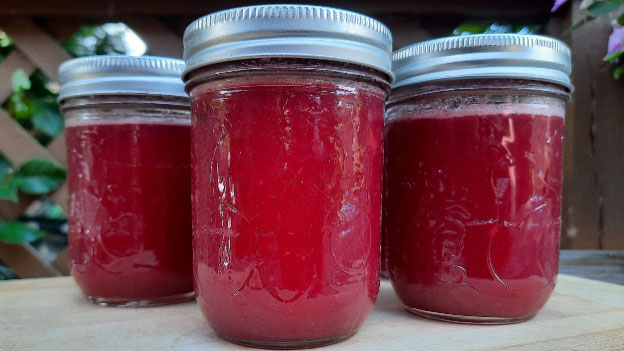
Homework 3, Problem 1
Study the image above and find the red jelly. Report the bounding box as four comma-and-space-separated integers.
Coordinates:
191, 74, 385, 344
384, 34, 572, 324
183, 4, 393, 347
66, 119, 193, 304
59, 56, 194, 306
384, 107, 564, 321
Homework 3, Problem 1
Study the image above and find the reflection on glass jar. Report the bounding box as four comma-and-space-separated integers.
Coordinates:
383, 34, 573, 324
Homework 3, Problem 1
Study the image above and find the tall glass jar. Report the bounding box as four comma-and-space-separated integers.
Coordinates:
58, 56, 194, 306
383, 35, 573, 324
183, 5, 392, 348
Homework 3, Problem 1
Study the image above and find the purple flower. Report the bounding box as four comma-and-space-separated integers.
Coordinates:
552, 0, 568, 12
608, 26, 624, 55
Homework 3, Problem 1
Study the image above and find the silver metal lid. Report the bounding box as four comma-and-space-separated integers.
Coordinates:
392, 34, 573, 91
182, 4, 393, 80
58, 55, 187, 101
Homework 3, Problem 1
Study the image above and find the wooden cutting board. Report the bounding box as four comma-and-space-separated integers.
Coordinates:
1, 274, 623, 350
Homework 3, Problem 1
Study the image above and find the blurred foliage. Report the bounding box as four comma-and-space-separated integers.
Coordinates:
452, 23, 542, 36
0, 155, 67, 244
2, 69, 63, 145
64, 24, 131, 57
12, 158, 67, 196
0, 221, 47, 244
0, 153, 14, 201
45, 202, 67, 220
0, 30, 14, 62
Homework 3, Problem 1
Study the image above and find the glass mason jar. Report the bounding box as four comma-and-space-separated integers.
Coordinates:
183, 5, 392, 348
58, 56, 194, 306
383, 35, 573, 324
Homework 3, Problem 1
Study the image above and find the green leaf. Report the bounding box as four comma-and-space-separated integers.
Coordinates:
0, 181, 18, 202
0, 31, 13, 48
604, 50, 624, 62
587, 0, 622, 18
0, 221, 46, 244
11, 69, 31, 92
618, 13, 624, 26
614, 65, 624, 79
453, 24, 491, 35
32, 99, 64, 137
13, 158, 66, 195
7, 92, 33, 121
565, 15, 597, 35
0, 153, 12, 182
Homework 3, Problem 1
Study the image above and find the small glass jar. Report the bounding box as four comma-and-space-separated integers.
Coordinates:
59, 56, 194, 306
383, 35, 573, 324
183, 5, 392, 348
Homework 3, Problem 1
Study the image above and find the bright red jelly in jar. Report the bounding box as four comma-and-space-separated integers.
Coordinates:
190, 74, 385, 344
183, 4, 393, 346
384, 34, 572, 323
66, 118, 193, 303
384, 106, 564, 321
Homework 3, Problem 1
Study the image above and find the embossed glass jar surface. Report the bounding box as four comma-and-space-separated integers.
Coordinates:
183, 4, 393, 348
59, 56, 194, 306
384, 79, 569, 323
187, 60, 388, 348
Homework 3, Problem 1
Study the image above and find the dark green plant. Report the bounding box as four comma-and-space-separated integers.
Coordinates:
3, 70, 64, 145
0, 153, 66, 244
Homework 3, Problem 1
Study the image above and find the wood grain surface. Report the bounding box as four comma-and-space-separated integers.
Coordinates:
1, 274, 623, 350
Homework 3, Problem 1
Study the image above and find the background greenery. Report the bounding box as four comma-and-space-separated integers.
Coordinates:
451, 22, 540, 36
